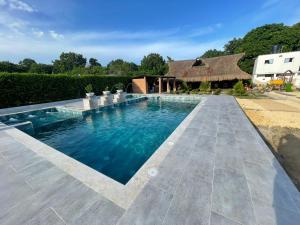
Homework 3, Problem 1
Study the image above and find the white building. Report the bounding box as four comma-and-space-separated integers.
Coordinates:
252, 51, 300, 88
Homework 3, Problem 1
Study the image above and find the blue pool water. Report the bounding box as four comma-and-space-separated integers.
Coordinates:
9, 99, 198, 184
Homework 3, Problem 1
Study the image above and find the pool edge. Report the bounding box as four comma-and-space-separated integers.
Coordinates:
2, 96, 206, 209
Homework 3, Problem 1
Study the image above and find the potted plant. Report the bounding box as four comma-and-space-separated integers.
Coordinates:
85, 84, 94, 97
115, 83, 124, 93
103, 86, 111, 95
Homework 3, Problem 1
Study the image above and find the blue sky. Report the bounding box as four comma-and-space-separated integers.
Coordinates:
0, 0, 299, 65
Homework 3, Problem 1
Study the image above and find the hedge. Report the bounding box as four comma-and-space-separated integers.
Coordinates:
0, 73, 131, 108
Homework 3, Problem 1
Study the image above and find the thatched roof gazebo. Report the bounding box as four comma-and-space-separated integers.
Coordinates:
167, 53, 251, 82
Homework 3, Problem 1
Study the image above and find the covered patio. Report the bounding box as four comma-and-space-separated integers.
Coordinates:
132, 76, 177, 94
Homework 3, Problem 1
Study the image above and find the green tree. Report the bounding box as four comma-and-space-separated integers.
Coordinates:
29, 63, 53, 74
233, 80, 246, 96
19, 58, 36, 71
224, 38, 243, 54
0, 61, 26, 73
87, 66, 107, 75
53, 52, 86, 73
89, 58, 101, 67
140, 53, 167, 75
167, 56, 174, 62
238, 23, 300, 73
107, 59, 137, 75
201, 49, 225, 58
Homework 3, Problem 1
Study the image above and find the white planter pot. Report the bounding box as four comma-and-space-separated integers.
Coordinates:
116, 90, 123, 94
86, 92, 94, 97
103, 91, 111, 95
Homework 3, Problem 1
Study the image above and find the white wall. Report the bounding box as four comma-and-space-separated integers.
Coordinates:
252, 51, 300, 88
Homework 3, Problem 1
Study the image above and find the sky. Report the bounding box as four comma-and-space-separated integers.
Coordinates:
0, 0, 299, 65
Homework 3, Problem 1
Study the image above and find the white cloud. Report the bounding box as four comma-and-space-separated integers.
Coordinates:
261, 0, 280, 9
0, 12, 27, 33
71, 29, 180, 41
0, 0, 36, 12
49, 30, 64, 40
188, 23, 223, 37
0, 32, 227, 64
32, 29, 44, 38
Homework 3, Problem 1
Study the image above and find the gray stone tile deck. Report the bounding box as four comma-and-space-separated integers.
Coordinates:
1, 96, 300, 225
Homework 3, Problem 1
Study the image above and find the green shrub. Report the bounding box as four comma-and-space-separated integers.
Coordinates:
84, 84, 93, 93
0, 73, 130, 108
199, 81, 211, 93
190, 89, 200, 94
213, 88, 222, 95
233, 80, 247, 96
114, 82, 124, 90
285, 83, 293, 92
179, 81, 191, 94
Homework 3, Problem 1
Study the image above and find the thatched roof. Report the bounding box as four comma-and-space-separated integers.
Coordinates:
167, 53, 251, 82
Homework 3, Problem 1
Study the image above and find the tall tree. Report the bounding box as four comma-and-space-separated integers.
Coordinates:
238, 23, 300, 73
89, 58, 101, 67
201, 49, 225, 58
140, 53, 167, 75
53, 52, 86, 73
107, 59, 137, 75
224, 38, 243, 54
0, 61, 26, 73
29, 63, 53, 74
19, 58, 36, 71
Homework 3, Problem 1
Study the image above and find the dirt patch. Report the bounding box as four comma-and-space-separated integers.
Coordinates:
257, 126, 300, 190
236, 94, 300, 190
254, 99, 300, 112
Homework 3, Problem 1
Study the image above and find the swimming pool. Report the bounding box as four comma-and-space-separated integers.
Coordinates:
1, 98, 198, 184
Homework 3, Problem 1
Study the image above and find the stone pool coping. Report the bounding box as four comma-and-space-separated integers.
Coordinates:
0, 95, 204, 209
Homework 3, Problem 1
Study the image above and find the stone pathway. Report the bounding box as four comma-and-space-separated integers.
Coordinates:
1, 96, 300, 225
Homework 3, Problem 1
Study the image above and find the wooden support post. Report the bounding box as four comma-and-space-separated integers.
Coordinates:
167, 78, 170, 93
173, 79, 176, 92
159, 77, 162, 94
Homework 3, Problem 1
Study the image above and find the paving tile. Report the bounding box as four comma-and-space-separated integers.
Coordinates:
25, 207, 66, 225
1, 141, 30, 159
162, 175, 212, 225
194, 135, 216, 154
52, 183, 102, 224
149, 148, 189, 193
25, 166, 67, 191
0, 135, 17, 151
210, 211, 242, 225
217, 122, 235, 134
237, 142, 272, 166
252, 197, 300, 225
18, 159, 55, 179
198, 122, 218, 137
214, 146, 243, 175
243, 161, 299, 213
0, 164, 34, 216
186, 150, 215, 183
1, 143, 44, 171
75, 198, 124, 225
0, 175, 82, 225
117, 184, 173, 225
216, 131, 237, 147
212, 168, 256, 225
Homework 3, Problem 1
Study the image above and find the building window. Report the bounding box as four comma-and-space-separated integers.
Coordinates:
265, 74, 274, 77
264, 59, 274, 64
257, 74, 274, 78
284, 58, 294, 63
